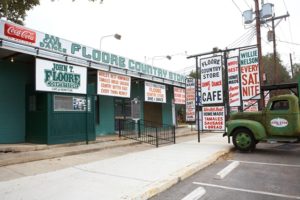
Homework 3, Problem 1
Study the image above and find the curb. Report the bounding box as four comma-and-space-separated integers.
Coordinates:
0, 140, 142, 167
124, 148, 232, 200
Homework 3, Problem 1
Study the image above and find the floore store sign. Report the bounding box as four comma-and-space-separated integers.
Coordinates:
200, 56, 223, 104
145, 81, 166, 103
0, 20, 185, 84
36, 58, 87, 94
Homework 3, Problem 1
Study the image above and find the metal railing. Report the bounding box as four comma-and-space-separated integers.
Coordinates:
118, 119, 175, 147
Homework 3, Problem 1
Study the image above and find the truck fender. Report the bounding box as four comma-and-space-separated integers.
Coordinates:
226, 119, 267, 140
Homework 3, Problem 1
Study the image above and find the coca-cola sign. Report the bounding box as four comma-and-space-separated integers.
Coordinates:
4, 23, 36, 44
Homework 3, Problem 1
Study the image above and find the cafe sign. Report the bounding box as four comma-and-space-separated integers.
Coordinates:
36, 58, 87, 94
0, 20, 186, 84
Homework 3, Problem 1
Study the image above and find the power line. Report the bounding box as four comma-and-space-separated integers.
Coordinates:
243, 0, 252, 9
232, 0, 243, 14
277, 40, 300, 46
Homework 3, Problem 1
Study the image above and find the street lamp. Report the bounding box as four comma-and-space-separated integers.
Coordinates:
99, 33, 121, 49
150, 55, 172, 66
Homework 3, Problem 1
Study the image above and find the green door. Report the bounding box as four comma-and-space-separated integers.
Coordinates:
265, 99, 294, 136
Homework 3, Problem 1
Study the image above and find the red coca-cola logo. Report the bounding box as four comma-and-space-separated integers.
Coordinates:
4, 23, 36, 44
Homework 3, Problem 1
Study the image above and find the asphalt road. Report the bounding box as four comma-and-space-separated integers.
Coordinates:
151, 142, 300, 200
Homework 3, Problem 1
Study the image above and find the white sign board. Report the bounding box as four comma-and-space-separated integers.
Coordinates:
243, 100, 259, 112
185, 78, 195, 122
36, 58, 87, 94
174, 87, 186, 105
144, 81, 166, 103
240, 47, 261, 100
200, 56, 223, 104
202, 106, 225, 130
227, 57, 241, 107
97, 71, 131, 98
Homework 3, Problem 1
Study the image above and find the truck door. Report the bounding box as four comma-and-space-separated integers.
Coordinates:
265, 100, 294, 136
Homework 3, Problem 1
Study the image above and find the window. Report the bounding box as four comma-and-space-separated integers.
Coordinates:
270, 100, 289, 111
54, 95, 89, 112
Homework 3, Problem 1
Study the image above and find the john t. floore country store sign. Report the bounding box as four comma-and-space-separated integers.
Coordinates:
0, 20, 185, 83
36, 58, 87, 94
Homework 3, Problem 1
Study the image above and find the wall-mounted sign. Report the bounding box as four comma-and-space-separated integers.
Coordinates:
36, 58, 87, 94
0, 20, 186, 83
3, 23, 36, 44
202, 106, 225, 130
240, 47, 261, 100
200, 56, 223, 104
227, 57, 241, 107
185, 78, 195, 121
97, 71, 131, 98
174, 87, 185, 105
144, 81, 166, 103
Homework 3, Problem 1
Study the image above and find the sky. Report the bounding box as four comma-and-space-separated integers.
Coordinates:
24, 0, 300, 75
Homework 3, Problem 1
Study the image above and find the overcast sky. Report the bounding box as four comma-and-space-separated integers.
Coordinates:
25, 0, 300, 74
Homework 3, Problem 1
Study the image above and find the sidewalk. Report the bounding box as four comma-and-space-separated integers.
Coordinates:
0, 132, 232, 200
0, 126, 196, 167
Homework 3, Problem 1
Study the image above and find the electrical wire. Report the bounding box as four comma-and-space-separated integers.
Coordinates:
243, 0, 252, 9
277, 40, 300, 46
232, 0, 243, 14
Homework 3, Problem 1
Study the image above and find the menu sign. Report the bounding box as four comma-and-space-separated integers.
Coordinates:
144, 81, 166, 103
186, 78, 195, 121
174, 87, 185, 105
203, 106, 225, 130
97, 71, 131, 98
227, 57, 241, 107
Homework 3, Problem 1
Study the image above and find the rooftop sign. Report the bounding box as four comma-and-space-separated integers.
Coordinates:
0, 20, 186, 84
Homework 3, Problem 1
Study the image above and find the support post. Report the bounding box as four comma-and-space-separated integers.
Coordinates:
155, 128, 158, 148
195, 57, 200, 143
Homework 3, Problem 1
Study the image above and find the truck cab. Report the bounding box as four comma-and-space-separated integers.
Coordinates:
225, 83, 300, 152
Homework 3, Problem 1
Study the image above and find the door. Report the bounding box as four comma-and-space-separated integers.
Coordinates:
265, 99, 294, 136
144, 102, 162, 127
114, 98, 131, 131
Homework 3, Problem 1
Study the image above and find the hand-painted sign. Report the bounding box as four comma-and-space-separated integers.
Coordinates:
227, 57, 241, 107
174, 87, 186, 105
200, 56, 223, 104
243, 100, 258, 112
185, 78, 195, 121
270, 118, 288, 127
97, 71, 131, 98
0, 20, 185, 83
240, 47, 261, 100
202, 106, 225, 130
145, 81, 166, 103
36, 58, 87, 94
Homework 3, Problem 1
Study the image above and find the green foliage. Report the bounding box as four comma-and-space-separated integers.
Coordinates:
262, 53, 291, 84
291, 63, 300, 82
0, 0, 39, 25
189, 70, 197, 78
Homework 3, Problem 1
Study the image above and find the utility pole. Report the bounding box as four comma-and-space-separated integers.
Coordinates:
254, 0, 265, 108
290, 53, 294, 78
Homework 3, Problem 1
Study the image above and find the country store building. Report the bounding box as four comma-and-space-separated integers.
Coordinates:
0, 20, 186, 144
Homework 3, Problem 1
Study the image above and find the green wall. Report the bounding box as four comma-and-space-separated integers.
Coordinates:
0, 60, 32, 143
162, 86, 173, 125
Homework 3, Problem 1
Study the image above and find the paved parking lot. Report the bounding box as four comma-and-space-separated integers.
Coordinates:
151, 142, 300, 200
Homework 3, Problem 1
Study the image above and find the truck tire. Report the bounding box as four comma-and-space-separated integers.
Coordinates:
232, 128, 256, 152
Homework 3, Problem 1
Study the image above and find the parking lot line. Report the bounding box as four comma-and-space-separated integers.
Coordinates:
181, 187, 206, 200
228, 160, 300, 168
193, 182, 300, 199
214, 161, 240, 180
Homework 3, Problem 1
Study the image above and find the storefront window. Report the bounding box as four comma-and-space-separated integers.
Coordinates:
54, 95, 89, 112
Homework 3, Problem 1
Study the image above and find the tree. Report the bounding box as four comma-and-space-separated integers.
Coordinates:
291, 63, 300, 82
0, 0, 39, 25
0, 0, 101, 25
262, 53, 291, 84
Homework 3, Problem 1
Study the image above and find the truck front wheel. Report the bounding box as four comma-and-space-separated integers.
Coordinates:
232, 128, 256, 152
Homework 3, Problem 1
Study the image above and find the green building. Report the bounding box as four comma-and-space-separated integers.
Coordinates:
0, 20, 186, 144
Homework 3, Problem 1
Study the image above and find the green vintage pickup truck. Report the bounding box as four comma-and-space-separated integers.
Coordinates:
224, 82, 300, 152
